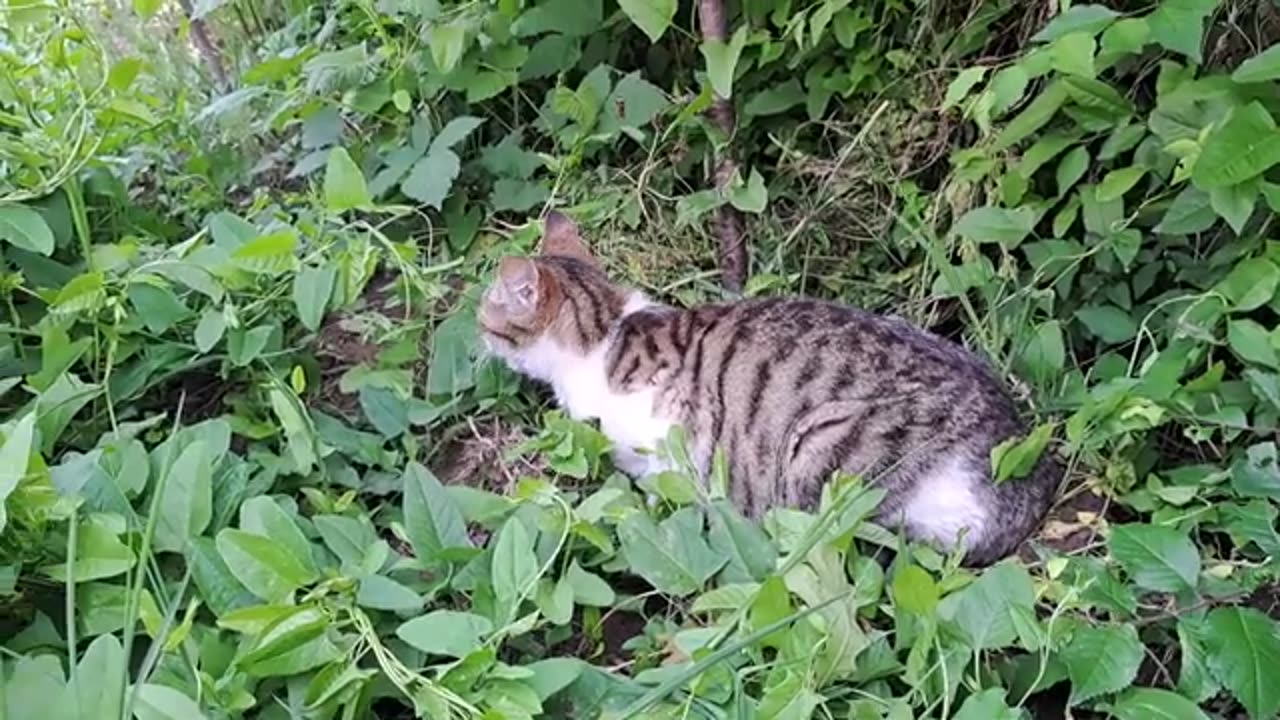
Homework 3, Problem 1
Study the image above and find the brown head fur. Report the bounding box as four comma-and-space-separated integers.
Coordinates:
478, 213, 627, 354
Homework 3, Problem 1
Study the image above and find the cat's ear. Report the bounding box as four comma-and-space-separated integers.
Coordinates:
540, 211, 597, 267
494, 257, 544, 315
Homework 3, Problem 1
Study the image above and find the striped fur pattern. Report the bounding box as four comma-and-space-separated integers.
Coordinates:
479, 214, 1059, 565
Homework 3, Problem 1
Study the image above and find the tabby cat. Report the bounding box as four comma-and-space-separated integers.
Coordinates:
478, 212, 1059, 565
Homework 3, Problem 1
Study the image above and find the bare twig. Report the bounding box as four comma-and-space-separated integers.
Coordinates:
698, 0, 748, 292
177, 0, 230, 91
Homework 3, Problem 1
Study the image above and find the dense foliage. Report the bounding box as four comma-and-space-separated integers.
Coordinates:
2, 0, 1280, 718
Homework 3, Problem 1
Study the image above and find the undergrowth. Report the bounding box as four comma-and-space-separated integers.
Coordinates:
2, 0, 1280, 719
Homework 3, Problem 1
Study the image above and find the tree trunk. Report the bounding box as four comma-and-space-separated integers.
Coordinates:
698, 0, 748, 292
178, 0, 230, 91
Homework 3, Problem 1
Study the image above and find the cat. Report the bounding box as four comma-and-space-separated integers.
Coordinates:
477, 212, 1060, 566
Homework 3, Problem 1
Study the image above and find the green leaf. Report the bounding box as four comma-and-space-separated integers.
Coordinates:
131, 0, 161, 18
153, 441, 213, 554
430, 116, 485, 154
239, 496, 316, 577
1204, 607, 1280, 720
323, 147, 371, 212
75, 634, 125, 719
1231, 442, 1280, 500
1156, 186, 1218, 234
953, 689, 1023, 720
1061, 624, 1144, 704
525, 658, 586, 701
943, 67, 987, 111
743, 80, 806, 117
1228, 319, 1279, 369
1075, 304, 1138, 344
0, 204, 55, 255
1209, 181, 1258, 234
951, 206, 1038, 248
402, 149, 460, 209
1109, 523, 1200, 594
0, 412, 37, 534
757, 672, 822, 720
1018, 320, 1066, 381
314, 514, 379, 567
619, 508, 725, 596
1109, 688, 1212, 720
991, 422, 1054, 482
566, 561, 615, 606
42, 519, 136, 582
357, 574, 423, 612
728, 168, 768, 214
1031, 4, 1119, 42
1148, 0, 1220, 62
132, 684, 208, 720
618, 0, 675, 42
1215, 257, 1279, 312
891, 564, 938, 615
1096, 166, 1145, 202
292, 265, 336, 332
938, 562, 1035, 650
396, 610, 492, 658
492, 517, 539, 623
428, 23, 468, 74
1232, 42, 1280, 83
707, 499, 776, 583
1056, 146, 1091, 196
1051, 32, 1097, 78
402, 462, 472, 564
1192, 102, 1280, 189
52, 271, 106, 315
700, 26, 748, 99
216, 528, 319, 602
231, 230, 298, 275
187, 537, 256, 617
513, 0, 602, 38
427, 311, 477, 395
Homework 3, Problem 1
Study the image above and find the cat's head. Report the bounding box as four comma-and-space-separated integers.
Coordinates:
478, 213, 628, 376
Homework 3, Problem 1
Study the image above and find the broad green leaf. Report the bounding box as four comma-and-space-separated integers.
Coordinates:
524, 658, 586, 701
513, 0, 602, 38
427, 310, 477, 395
743, 80, 805, 117
75, 634, 125, 719
131, 684, 208, 720
691, 582, 760, 613
153, 441, 213, 554
756, 672, 821, 720
1228, 319, 1279, 369
1031, 4, 1119, 42
1061, 623, 1144, 704
402, 149, 460, 209
323, 147, 371, 212
891, 564, 938, 615
428, 23, 468, 74
700, 26, 749, 99
231, 230, 298, 275
402, 462, 472, 564
991, 422, 1054, 482
268, 387, 317, 473
292, 265, 336, 331
187, 537, 255, 617
357, 574, 422, 612
1051, 32, 1096, 78
1096, 166, 1145, 202
239, 605, 328, 667
314, 514, 379, 567
995, 81, 1068, 150
706, 499, 776, 583
619, 508, 725, 596
1109, 688, 1212, 720
938, 562, 1035, 650
52, 272, 106, 316
0, 204, 55, 255
1018, 320, 1065, 382
619, 0, 675, 42
42, 519, 136, 582
942, 66, 987, 111
1192, 102, 1280, 189
1075, 304, 1137, 344
1215, 257, 1279, 312
1209, 181, 1258, 234
0, 412, 37, 533
492, 517, 539, 623
1232, 42, 1280, 83
239, 496, 316, 576
565, 561, 615, 606
951, 206, 1038, 248
1156, 186, 1217, 234
953, 688, 1023, 720
1204, 607, 1280, 720
430, 116, 485, 154
1231, 442, 1280, 500
1148, 0, 1221, 62
216, 528, 319, 602
728, 168, 768, 214
396, 610, 492, 658
1055, 146, 1091, 196
1108, 523, 1200, 594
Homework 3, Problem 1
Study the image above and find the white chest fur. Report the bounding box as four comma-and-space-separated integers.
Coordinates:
508, 294, 673, 476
